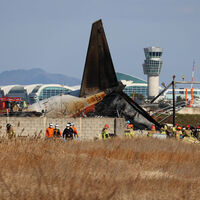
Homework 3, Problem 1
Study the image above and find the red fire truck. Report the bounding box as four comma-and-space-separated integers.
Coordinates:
0, 96, 24, 114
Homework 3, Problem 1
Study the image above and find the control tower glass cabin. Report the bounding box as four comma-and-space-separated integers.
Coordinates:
143, 47, 163, 99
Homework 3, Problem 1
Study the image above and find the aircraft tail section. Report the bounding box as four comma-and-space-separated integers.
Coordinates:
80, 19, 118, 97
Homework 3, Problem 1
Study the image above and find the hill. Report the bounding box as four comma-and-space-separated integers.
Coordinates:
0, 68, 81, 86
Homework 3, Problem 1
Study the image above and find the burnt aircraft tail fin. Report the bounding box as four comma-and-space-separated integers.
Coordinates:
80, 19, 118, 97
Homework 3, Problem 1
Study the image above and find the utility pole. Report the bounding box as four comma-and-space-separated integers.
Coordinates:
172, 75, 176, 126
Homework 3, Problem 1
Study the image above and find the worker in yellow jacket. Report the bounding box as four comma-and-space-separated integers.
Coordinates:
124, 123, 135, 138
102, 124, 110, 140
176, 126, 183, 140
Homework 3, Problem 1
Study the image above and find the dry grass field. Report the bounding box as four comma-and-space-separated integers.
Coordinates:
0, 137, 200, 200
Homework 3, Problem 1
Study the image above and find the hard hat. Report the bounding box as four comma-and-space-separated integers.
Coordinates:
127, 124, 133, 128
177, 126, 182, 130
127, 120, 130, 124
71, 122, 74, 126
182, 127, 186, 130
186, 125, 190, 128
151, 125, 155, 130
55, 124, 59, 127
104, 124, 109, 128
6, 123, 11, 128
49, 123, 53, 127
66, 123, 70, 127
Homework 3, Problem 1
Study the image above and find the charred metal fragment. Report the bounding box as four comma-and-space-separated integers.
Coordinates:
80, 20, 118, 97
86, 91, 160, 130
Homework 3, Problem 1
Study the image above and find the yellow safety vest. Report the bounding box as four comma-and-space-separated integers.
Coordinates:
124, 129, 135, 137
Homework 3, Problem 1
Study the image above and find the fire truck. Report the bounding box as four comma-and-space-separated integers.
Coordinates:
0, 96, 24, 114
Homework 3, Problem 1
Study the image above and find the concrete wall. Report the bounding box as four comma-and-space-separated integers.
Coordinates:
177, 107, 200, 114
0, 117, 126, 139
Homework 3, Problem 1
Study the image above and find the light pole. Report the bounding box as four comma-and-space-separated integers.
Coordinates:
172, 75, 176, 127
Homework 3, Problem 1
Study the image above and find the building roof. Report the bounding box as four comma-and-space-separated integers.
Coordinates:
0, 84, 76, 96
116, 72, 147, 86
1, 85, 24, 95
24, 84, 42, 95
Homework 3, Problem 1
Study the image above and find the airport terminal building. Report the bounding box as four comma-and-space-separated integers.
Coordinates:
0, 84, 76, 104
116, 72, 148, 98
0, 73, 149, 104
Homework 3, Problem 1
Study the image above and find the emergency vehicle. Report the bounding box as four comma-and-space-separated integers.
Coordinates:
0, 96, 24, 114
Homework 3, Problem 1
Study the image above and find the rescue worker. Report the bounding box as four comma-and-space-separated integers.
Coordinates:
182, 127, 187, 138
184, 125, 192, 137
71, 122, 79, 139
63, 123, 74, 140
46, 123, 54, 138
102, 124, 109, 140
147, 125, 156, 137
160, 125, 167, 135
176, 126, 183, 140
6, 123, 16, 139
124, 123, 135, 138
53, 124, 62, 138
192, 126, 198, 138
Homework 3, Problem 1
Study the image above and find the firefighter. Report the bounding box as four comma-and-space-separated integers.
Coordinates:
124, 123, 135, 138
71, 122, 79, 139
102, 124, 109, 140
6, 123, 16, 139
184, 125, 192, 137
176, 126, 183, 140
54, 124, 62, 138
160, 125, 167, 135
63, 123, 74, 140
46, 123, 54, 138
182, 127, 187, 138
147, 125, 156, 137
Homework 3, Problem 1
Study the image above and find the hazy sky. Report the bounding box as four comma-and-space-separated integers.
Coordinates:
0, 0, 200, 85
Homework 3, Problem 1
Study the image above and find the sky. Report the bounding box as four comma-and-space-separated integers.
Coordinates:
0, 0, 200, 85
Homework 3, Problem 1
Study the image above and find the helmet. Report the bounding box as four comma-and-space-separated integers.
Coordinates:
6, 123, 11, 128
186, 125, 190, 128
66, 123, 70, 127
127, 120, 130, 124
151, 125, 155, 130
49, 123, 53, 127
104, 124, 109, 129
71, 122, 74, 126
177, 126, 182, 130
55, 124, 59, 129
127, 124, 133, 128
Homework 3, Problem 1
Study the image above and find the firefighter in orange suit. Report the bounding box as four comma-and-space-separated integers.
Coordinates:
46, 123, 54, 138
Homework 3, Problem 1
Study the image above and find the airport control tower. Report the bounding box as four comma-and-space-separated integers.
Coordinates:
143, 47, 163, 99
